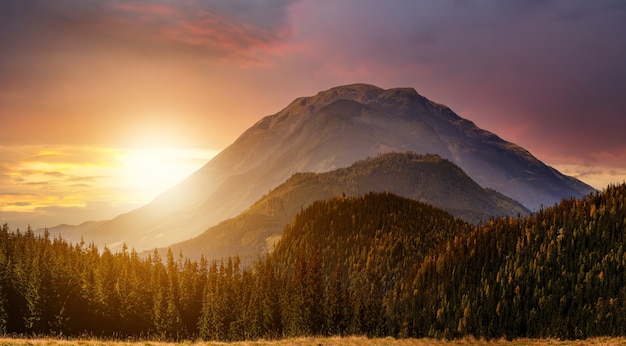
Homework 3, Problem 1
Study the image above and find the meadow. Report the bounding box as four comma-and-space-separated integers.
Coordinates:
2, 337, 626, 346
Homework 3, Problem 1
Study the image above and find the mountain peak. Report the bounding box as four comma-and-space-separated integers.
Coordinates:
312, 83, 427, 106
317, 83, 384, 101
213, 84, 594, 212
324, 82, 384, 92
55, 84, 595, 252
260, 84, 432, 133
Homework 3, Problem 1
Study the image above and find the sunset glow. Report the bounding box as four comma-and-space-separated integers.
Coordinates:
116, 147, 218, 199
0, 146, 217, 228
1, 1, 625, 231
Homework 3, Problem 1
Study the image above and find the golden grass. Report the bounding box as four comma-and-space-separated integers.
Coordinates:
1, 337, 626, 346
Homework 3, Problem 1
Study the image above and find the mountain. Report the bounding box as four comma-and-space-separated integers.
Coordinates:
34, 220, 106, 242
165, 152, 529, 260
264, 184, 626, 339
48, 83, 594, 251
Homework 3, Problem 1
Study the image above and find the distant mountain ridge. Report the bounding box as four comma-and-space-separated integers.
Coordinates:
43, 84, 594, 251
165, 152, 529, 261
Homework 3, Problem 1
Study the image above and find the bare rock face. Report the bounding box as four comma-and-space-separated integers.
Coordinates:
56, 84, 594, 251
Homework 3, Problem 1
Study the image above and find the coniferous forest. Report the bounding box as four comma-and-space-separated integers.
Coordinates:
1, 184, 626, 341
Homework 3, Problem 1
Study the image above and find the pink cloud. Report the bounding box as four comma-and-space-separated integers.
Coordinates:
104, 1, 295, 64
111, 3, 176, 15
0, 0, 297, 68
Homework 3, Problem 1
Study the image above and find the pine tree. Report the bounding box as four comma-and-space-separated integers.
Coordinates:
164, 249, 184, 339
258, 255, 283, 338
305, 248, 325, 335
22, 252, 43, 332
150, 249, 169, 338
325, 265, 348, 335
0, 246, 8, 333
198, 260, 220, 340
178, 256, 203, 337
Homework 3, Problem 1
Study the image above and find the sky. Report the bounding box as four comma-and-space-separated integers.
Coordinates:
1, 0, 625, 231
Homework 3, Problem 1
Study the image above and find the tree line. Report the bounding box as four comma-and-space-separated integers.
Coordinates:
407, 184, 626, 339
1, 185, 626, 340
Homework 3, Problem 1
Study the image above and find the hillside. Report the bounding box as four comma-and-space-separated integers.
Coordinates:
406, 183, 626, 339
260, 184, 626, 339
271, 192, 474, 289
45, 84, 593, 252
165, 152, 528, 261
1, 184, 625, 340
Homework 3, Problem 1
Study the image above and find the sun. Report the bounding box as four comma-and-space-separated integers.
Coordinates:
109, 112, 221, 203
117, 147, 218, 204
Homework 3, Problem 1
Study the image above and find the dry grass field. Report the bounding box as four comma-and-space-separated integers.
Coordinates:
2, 337, 626, 346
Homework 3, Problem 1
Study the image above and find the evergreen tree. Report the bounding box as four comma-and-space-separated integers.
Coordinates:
258, 255, 283, 338
0, 240, 8, 333
1, 185, 626, 340
164, 249, 184, 339
325, 265, 349, 335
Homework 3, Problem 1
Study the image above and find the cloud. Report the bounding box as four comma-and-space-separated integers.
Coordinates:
66, 176, 100, 183
0, 0, 296, 65
0, 146, 119, 212
289, 0, 626, 168
0, 0, 301, 149
553, 163, 626, 191
9, 202, 31, 207
0, 144, 217, 231
44, 171, 65, 178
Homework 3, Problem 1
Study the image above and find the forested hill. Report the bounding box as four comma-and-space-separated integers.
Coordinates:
407, 183, 626, 339
267, 184, 626, 339
1, 185, 626, 341
271, 192, 474, 291
166, 152, 528, 262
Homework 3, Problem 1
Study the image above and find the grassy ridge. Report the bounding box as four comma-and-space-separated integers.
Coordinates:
2, 337, 626, 345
